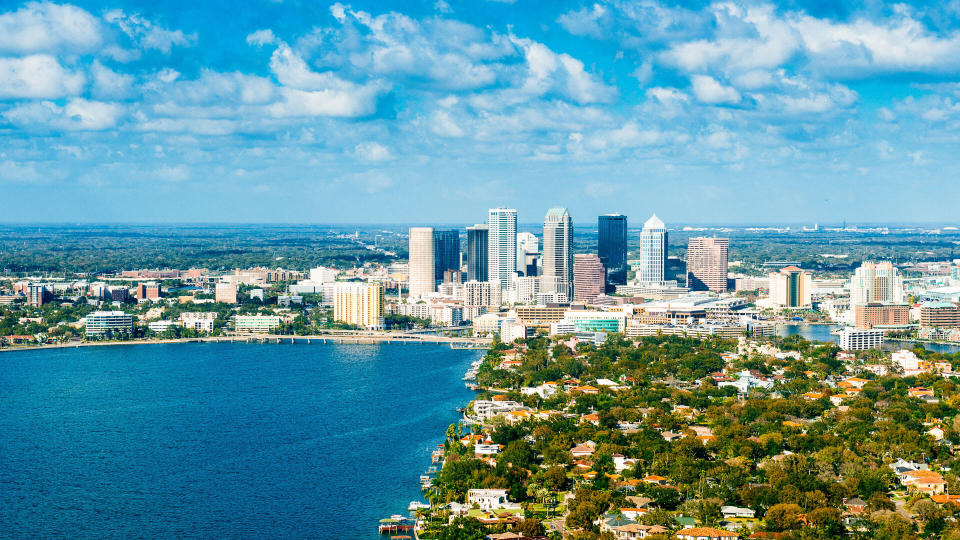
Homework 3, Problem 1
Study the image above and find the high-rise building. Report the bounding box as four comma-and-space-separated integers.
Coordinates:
433, 229, 460, 283
686, 237, 729, 292
487, 208, 517, 286
637, 214, 667, 284
769, 266, 812, 308
516, 232, 539, 275
333, 282, 384, 330
466, 225, 489, 282
542, 207, 574, 299
598, 214, 627, 289
27, 283, 50, 307
573, 254, 605, 304
408, 227, 436, 298
850, 262, 904, 306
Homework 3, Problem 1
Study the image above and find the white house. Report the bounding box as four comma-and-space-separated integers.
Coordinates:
467, 489, 511, 511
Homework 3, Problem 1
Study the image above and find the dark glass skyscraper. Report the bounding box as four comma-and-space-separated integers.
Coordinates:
466, 225, 488, 282
433, 229, 460, 282
598, 214, 627, 289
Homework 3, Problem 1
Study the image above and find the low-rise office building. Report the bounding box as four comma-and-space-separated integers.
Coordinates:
85, 311, 135, 336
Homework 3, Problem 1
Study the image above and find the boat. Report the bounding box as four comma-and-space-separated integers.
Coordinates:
408, 501, 431, 511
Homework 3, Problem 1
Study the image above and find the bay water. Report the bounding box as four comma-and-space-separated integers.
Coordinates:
0, 342, 482, 538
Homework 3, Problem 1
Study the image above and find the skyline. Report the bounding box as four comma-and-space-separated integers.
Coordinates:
3, 1, 960, 222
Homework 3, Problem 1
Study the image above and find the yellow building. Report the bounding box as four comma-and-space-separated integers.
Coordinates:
333, 282, 384, 329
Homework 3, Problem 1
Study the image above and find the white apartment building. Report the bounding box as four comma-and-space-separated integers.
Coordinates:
838, 327, 883, 351
487, 208, 517, 287
180, 312, 217, 332
85, 311, 135, 336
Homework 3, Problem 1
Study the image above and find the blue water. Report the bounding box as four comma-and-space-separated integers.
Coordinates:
0, 342, 482, 539
777, 323, 960, 354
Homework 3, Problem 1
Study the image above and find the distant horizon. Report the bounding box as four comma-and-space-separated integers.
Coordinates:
1, 221, 959, 228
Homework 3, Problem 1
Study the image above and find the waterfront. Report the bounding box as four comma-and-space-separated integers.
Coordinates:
0, 342, 483, 539
777, 323, 960, 354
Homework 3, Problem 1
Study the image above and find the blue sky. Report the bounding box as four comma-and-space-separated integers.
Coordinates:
1, 0, 959, 224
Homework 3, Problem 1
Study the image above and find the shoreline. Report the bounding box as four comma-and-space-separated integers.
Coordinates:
0, 334, 492, 354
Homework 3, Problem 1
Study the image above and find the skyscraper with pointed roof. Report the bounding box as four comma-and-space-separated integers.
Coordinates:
637, 214, 667, 284
542, 207, 573, 300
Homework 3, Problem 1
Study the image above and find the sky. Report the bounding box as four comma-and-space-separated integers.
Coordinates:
1, 0, 960, 224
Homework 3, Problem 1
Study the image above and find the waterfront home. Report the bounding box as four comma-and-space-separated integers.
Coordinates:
467, 489, 521, 512
474, 444, 502, 456
503, 410, 533, 424
472, 400, 530, 421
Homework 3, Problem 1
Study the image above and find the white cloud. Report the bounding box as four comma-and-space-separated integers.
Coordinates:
3, 98, 123, 130
0, 54, 85, 99
91, 60, 134, 99
266, 43, 385, 117
0, 2, 101, 54
354, 141, 394, 161
104, 9, 195, 53
508, 36, 616, 104
557, 4, 608, 38
430, 110, 464, 137
246, 29, 277, 46
434, 0, 452, 14
690, 75, 740, 104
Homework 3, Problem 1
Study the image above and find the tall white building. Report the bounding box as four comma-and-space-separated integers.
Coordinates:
408, 227, 436, 298
637, 214, 667, 284
516, 232, 539, 274
488, 208, 517, 287
542, 207, 573, 299
850, 261, 904, 306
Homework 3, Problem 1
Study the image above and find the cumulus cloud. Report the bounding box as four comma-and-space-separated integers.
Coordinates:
0, 54, 85, 99
507, 36, 616, 104
354, 141, 394, 161
246, 29, 277, 46
91, 60, 134, 99
557, 4, 608, 38
104, 9, 195, 53
3, 98, 123, 130
690, 75, 740, 104
0, 2, 101, 54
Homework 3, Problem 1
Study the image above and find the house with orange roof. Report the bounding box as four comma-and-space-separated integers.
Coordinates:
571, 385, 599, 394
908, 387, 935, 398
931, 494, 960, 505
802, 392, 826, 400
498, 360, 523, 371
901, 470, 947, 494
581, 413, 600, 426
460, 434, 485, 445
641, 475, 668, 486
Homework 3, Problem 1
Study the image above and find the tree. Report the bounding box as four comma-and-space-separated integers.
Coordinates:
764, 503, 803, 532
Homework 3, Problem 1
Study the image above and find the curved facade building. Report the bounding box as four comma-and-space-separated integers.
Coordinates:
408, 227, 436, 298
